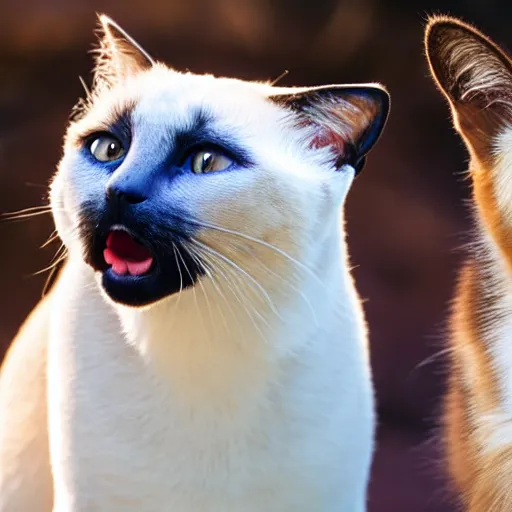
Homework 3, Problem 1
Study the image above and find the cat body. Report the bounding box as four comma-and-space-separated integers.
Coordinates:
46, 240, 371, 512
0, 16, 389, 511
426, 16, 512, 511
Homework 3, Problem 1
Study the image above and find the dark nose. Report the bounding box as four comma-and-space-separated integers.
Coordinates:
106, 185, 147, 205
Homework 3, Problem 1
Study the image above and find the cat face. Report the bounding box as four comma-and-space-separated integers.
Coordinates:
425, 17, 512, 268
51, 15, 389, 307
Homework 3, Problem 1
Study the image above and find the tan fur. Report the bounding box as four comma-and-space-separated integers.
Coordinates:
425, 16, 512, 510
0, 292, 53, 511
444, 263, 500, 501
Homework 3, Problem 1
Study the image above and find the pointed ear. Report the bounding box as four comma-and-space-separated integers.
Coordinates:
425, 16, 512, 164
92, 14, 154, 91
269, 84, 390, 173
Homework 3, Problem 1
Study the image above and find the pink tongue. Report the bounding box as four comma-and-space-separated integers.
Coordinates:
103, 231, 153, 277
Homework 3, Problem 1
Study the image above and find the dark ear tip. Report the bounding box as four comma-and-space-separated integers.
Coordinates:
362, 84, 389, 102
374, 86, 391, 121
369, 84, 391, 129
354, 84, 390, 125
354, 84, 390, 157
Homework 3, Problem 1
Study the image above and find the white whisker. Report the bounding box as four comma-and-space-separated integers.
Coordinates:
189, 237, 282, 323
170, 243, 184, 327
188, 238, 272, 342
219, 236, 319, 328
184, 245, 216, 336
186, 244, 231, 336
188, 244, 255, 342
174, 243, 208, 340
180, 217, 326, 289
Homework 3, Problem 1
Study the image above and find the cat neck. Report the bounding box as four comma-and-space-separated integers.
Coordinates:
111, 227, 361, 406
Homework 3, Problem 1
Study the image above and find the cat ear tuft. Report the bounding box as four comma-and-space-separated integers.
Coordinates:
270, 85, 389, 173
92, 14, 154, 91
425, 16, 512, 162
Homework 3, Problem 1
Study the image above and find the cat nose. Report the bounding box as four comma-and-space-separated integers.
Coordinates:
106, 184, 147, 205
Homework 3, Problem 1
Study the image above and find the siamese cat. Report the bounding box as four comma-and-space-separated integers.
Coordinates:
426, 15, 512, 511
0, 15, 389, 512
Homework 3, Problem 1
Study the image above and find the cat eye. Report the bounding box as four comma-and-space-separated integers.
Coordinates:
89, 134, 125, 163
190, 150, 232, 174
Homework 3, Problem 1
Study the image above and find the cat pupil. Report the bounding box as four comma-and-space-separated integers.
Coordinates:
108, 142, 118, 158
202, 153, 213, 171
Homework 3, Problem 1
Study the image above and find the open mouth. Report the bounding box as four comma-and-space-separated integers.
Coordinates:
85, 222, 204, 307
103, 229, 154, 277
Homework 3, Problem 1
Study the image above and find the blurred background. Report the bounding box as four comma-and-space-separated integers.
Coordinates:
1, 0, 510, 510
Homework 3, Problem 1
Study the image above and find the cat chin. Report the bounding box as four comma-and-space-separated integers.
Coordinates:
99, 260, 200, 307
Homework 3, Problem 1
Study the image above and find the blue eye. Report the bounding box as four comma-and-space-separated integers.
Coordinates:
89, 134, 125, 163
190, 150, 233, 174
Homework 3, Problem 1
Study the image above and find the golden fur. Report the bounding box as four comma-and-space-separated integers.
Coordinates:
426, 15, 512, 510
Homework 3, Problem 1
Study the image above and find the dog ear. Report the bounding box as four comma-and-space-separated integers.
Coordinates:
425, 16, 512, 164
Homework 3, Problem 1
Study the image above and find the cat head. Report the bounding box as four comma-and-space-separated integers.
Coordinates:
51, 15, 389, 308
425, 16, 512, 264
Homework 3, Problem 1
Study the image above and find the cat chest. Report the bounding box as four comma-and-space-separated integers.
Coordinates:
48, 270, 371, 509
61, 378, 358, 511
50, 333, 368, 510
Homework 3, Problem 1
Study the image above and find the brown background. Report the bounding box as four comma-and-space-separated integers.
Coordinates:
1, 1, 509, 510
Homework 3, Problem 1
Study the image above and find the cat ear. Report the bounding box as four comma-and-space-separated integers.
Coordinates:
92, 14, 154, 91
425, 16, 512, 164
269, 84, 389, 173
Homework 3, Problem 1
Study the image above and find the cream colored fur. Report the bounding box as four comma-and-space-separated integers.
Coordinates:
0, 15, 388, 512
